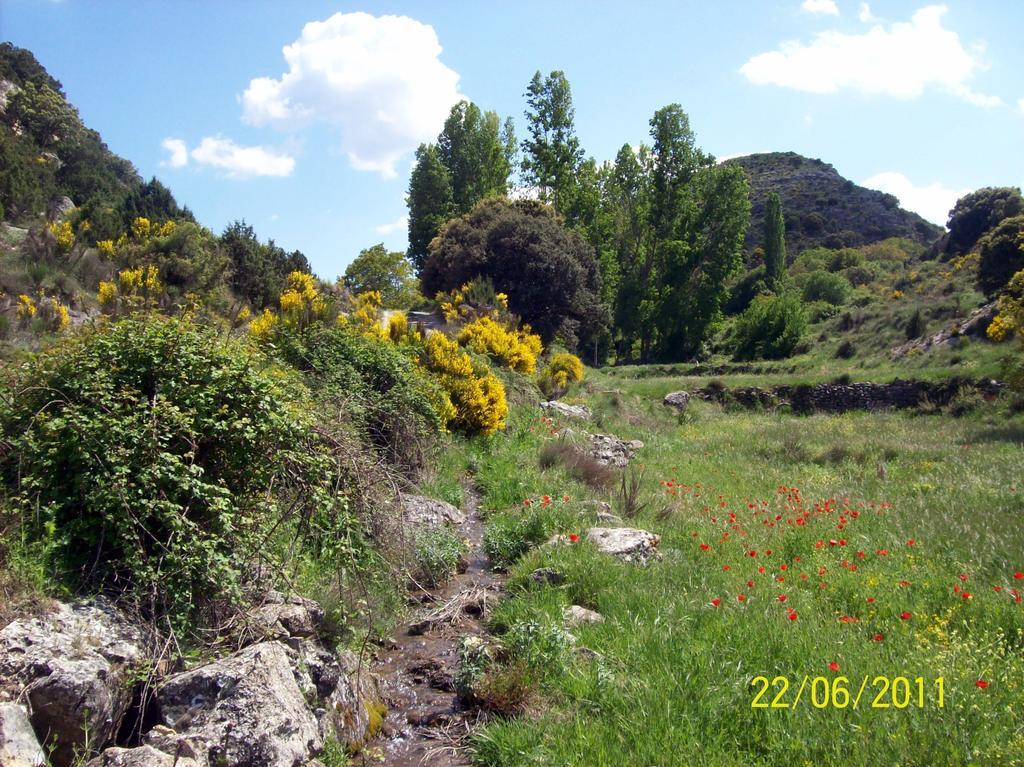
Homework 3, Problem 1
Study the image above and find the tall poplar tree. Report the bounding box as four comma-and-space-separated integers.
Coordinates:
521, 70, 584, 215
763, 191, 786, 290
406, 144, 454, 273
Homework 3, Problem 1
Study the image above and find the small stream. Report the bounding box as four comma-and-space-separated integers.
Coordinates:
361, 482, 502, 766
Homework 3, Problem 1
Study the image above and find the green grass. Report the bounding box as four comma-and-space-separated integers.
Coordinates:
468, 370, 1024, 766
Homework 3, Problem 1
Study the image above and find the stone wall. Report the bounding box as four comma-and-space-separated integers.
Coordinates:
696, 378, 1003, 414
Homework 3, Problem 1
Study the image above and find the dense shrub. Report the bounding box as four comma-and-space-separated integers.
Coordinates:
725, 265, 768, 315
0, 316, 362, 631
976, 214, 1024, 298
421, 332, 508, 436
457, 315, 542, 374
271, 322, 446, 472
801, 270, 850, 305
537, 352, 585, 398
732, 294, 807, 361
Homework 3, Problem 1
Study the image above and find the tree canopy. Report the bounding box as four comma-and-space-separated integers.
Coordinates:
343, 244, 420, 309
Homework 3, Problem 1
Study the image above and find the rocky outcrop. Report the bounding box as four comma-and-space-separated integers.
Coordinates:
154, 638, 379, 767
156, 641, 321, 767
891, 303, 997, 358
0, 601, 151, 767
662, 391, 690, 411
84, 745, 202, 767
401, 494, 466, 527
540, 400, 592, 420
0, 703, 46, 767
585, 527, 661, 563
588, 433, 644, 467
244, 590, 324, 642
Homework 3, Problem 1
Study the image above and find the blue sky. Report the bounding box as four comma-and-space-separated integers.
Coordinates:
3, 0, 1022, 279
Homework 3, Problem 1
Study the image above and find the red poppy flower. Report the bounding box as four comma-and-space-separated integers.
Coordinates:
787, 611, 798, 621
993, 586, 1003, 593
975, 679, 989, 689
780, 564, 788, 571
899, 580, 910, 587
1015, 572, 1024, 580
777, 594, 787, 603
958, 573, 969, 581
906, 539, 915, 546
747, 580, 755, 588
737, 594, 746, 602
563, 495, 570, 502
758, 566, 766, 574
828, 662, 840, 672
710, 598, 721, 607
699, 543, 710, 551
867, 597, 875, 603
900, 611, 912, 620
961, 591, 972, 600
522, 499, 532, 506
873, 633, 884, 642
723, 565, 731, 571
568, 533, 579, 543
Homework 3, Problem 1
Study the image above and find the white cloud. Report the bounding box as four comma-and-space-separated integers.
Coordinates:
375, 215, 408, 235
190, 136, 295, 179
241, 12, 463, 178
160, 137, 188, 168
858, 3, 877, 22
861, 171, 969, 227
741, 5, 1002, 107
802, 0, 839, 16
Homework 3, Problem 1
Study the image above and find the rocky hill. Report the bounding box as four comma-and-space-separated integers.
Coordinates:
725, 152, 943, 258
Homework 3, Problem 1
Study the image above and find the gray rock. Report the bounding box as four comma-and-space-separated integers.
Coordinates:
401, 494, 466, 527
47, 196, 75, 221
563, 605, 604, 628
585, 527, 661, 563
595, 511, 623, 525
245, 591, 324, 641
156, 641, 321, 767
84, 745, 202, 767
530, 568, 564, 586
142, 725, 207, 765
540, 400, 592, 420
588, 433, 644, 467
0, 703, 46, 767
663, 391, 690, 411
892, 302, 997, 358
0, 601, 151, 767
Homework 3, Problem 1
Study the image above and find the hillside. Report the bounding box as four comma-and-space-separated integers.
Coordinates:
726, 152, 943, 257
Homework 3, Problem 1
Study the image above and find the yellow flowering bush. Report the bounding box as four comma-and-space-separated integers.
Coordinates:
987, 313, 1015, 342
348, 290, 387, 341
37, 297, 70, 332
48, 220, 74, 253
421, 332, 507, 435
249, 308, 278, 341
131, 217, 151, 242
157, 220, 176, 237
98, 281, 118, 309
457, 315, 542, 374
537, 352, 585, 397
16, 294, 37, 323
96, 239, 116, 259
386, 310, 422, 345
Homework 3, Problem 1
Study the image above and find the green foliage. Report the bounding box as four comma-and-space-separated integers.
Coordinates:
413, 526, 468, 586
423, 198, 609, 351
221, 220, 310, 309
763, 191, 786, 290
270, 322, 446, 472
802, 269, 850, 305
521, 70, 584, 214
976, 213, 1024, 298
944, 186, 1024, 257
732, 293, 807, 360
343, 244, 420, 309
0, 316, 361, 632
483, 505, 564, 570
406, 143, 455, 273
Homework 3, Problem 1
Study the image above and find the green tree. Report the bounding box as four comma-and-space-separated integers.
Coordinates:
406, 143, 455, 273
732, 293, 807, 360
763, 191, 786, 290
422, 198, 609, 350
437, 101, 514, 212
344, 244, 420, 309
521, 70, 584, 214
944, 187, 1024, 257
977, 214, 1024, 298
221, 221, 309, 309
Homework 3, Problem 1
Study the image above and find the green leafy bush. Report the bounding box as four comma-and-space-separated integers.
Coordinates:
483, 506, 563, 570
801, 270, 850, 305
413, 526, 467, 586
0, 316, 360, 631
732, 294, 807, 361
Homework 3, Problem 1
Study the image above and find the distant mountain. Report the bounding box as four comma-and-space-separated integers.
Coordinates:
724, 152, 943, 258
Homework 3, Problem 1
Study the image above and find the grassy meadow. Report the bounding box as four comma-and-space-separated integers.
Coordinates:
440, 370, 1024, 766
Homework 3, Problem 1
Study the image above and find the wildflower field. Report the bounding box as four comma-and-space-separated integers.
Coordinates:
443, 373, 1024, 766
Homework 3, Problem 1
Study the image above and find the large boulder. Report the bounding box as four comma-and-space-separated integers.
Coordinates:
540, 401, 592, 421
563, 605, 604, 628
242, 590, 325, 643
156, 641, 321, 767
588, 433, 644, 467
401, 494, 466, 527
84, 745, 203, 767
0, 601, 151, 767
0, 703, 46, 767
585, 527, 661, 563
663, 391, 690, 411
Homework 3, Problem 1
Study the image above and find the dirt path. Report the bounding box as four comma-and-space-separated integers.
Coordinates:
361, 482, 501, 766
